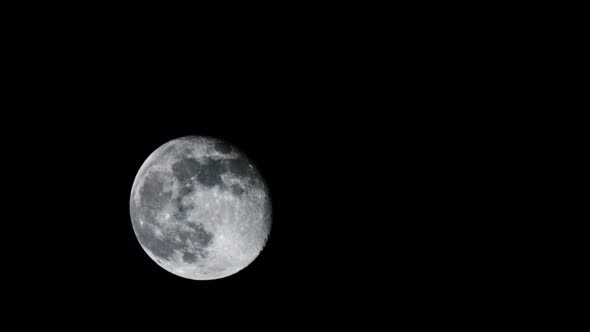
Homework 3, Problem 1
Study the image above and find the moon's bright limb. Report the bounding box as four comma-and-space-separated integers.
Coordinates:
129, 136, 271, 280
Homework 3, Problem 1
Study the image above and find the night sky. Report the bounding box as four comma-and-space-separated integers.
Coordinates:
1, 83, 588, 329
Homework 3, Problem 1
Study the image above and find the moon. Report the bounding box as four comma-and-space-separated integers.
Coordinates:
129, 136, 271, 280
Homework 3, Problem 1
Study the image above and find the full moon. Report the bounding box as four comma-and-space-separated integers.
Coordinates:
129, 136, 271, 280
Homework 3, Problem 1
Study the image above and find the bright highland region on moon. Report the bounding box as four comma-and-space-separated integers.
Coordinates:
129, 136, 271, 280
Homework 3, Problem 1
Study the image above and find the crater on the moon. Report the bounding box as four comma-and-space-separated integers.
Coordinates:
130, 136, 271, 280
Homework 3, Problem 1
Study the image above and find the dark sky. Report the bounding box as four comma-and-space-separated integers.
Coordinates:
1, 83, 588, 328
3, 3, 587, 79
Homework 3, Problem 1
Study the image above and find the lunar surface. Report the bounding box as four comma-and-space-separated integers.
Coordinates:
129, 136, 271, 280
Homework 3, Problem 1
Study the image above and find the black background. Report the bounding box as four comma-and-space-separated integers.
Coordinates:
2, 84, 589, 328
2, 2, 589, 78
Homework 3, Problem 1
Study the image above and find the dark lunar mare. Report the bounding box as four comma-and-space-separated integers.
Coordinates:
178, 184, 194, 197
196, 159, 225, 187
139, 172, 173, 219
213, 140, 233, 154
182, 252, 198, 263
171, 158, 200, 182
174, 181, 196, 220
182, 248, 208, 263
186, 223, 213, 247
227, 155, 253, 178
170, 152, 258, 199
172, 156, 225, 188
173, 201, 194, 220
